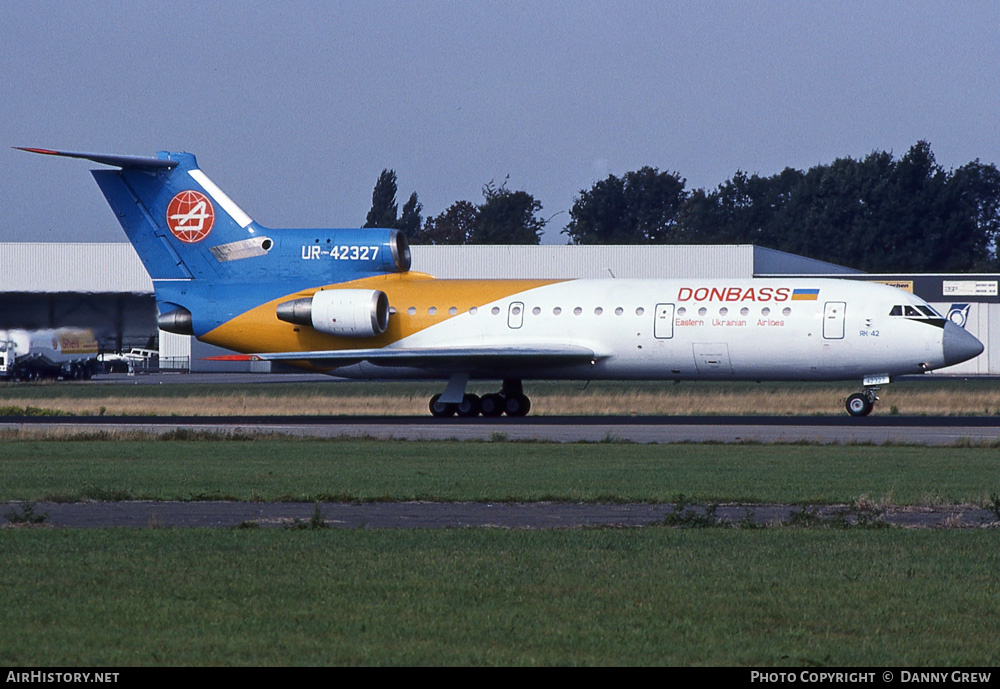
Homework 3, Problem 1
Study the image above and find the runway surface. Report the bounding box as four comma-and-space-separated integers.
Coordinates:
4, 413, 1000, 445
3, 500, 995, 529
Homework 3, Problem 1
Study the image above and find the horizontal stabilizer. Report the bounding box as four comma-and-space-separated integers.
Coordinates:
15, 147, 178, 170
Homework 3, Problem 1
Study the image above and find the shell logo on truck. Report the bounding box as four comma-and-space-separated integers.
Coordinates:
57, 331, 99, 355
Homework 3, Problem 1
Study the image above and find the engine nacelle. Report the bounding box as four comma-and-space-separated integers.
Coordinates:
387, 230, 411, 273
276, 289, 390, 337
157, 308, 194, 335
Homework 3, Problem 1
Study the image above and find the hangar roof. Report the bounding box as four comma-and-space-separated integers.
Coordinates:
0, 242, 857, 293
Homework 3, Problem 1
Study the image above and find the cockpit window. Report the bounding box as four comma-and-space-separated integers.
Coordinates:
889, 303, 946, 326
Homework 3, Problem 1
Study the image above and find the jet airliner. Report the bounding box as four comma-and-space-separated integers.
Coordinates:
20, 148, 984, 417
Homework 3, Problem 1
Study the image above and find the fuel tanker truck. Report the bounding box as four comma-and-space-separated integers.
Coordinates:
0, 329, 100, 381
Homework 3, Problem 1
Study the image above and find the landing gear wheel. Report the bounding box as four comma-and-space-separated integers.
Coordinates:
480, 393, 505, 418
503, 394, 531, 417
429, 394, 456, 418
845, 393, 873, 417
456, 393, 482, 418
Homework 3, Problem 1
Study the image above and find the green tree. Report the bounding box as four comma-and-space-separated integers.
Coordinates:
679, 169, 798, 246
950, 160, 1000, 270
397, 192, 423, 241
800, 142, 990, 272
778, 152, 894, 266
417, 178, 545, 245
564, 167, 687, 244
414, 200, 479, 245
472, 178, 545, 244
676, 142, 1000, 272
364, 169, 398, 228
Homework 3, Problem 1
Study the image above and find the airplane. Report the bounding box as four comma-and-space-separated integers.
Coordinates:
19, 147, 985, 417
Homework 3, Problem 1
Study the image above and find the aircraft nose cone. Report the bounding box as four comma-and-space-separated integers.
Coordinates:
942, 320, 984, 367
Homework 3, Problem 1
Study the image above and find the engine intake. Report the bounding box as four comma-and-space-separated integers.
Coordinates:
276, 289, 390, 337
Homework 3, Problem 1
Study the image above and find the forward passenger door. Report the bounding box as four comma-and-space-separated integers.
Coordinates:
654, 303, 675, 339
823, 301, 846, 339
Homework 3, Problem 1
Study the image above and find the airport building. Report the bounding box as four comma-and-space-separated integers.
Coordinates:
1, 242, 996, 374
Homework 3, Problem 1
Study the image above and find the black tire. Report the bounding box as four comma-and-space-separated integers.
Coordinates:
480, 393, 504, 417
429, 394, 456, 418
503, 394, 531, 417
455, 393, 481, 418
845, 393, 873, 417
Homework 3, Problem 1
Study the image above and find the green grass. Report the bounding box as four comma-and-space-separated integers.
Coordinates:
3, 438, 1000, 666
2, 439, 1000, 505
1, 528, 997, 666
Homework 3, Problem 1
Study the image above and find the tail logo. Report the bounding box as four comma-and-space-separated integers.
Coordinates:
166, 190, 215, 243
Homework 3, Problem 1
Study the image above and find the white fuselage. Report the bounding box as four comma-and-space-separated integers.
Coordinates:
334, 278, 959, 383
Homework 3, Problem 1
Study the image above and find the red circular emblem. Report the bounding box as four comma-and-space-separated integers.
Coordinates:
166, 190, 215, 243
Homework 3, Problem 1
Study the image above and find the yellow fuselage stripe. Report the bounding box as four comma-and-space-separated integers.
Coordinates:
201, 272, 566, 355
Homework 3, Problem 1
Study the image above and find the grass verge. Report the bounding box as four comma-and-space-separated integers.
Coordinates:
1, 439, 999, 506
0, 528, 997, 666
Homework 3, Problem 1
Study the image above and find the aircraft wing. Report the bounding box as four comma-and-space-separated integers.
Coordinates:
253, 344, 604, 371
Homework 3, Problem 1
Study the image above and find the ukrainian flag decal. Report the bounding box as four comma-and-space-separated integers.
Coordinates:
791, 288, 820, 301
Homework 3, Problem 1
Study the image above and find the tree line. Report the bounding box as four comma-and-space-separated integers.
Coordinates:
363, 171, 545, 245
363, 141, 1000, 272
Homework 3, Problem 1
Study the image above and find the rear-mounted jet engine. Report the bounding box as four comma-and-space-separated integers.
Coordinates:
276, 289, 390, 337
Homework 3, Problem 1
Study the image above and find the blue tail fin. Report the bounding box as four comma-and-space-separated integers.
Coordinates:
90, 151, 265, 281
19, 147, 411, 338
17, 147, 267, 282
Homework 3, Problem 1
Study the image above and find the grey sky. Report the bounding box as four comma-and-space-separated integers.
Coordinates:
3, 1, 998, 245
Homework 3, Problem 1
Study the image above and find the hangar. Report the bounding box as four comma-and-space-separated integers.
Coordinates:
1, 242, 995, 374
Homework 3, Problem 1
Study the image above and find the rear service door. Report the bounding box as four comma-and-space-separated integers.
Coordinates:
507, 302, 524, 329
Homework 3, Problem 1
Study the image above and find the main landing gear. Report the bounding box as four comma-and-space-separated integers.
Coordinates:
845, 387, 879, 417
429, 379, 531, 418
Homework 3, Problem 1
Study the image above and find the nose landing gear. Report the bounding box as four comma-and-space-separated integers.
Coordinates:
845, 387, 879, 417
